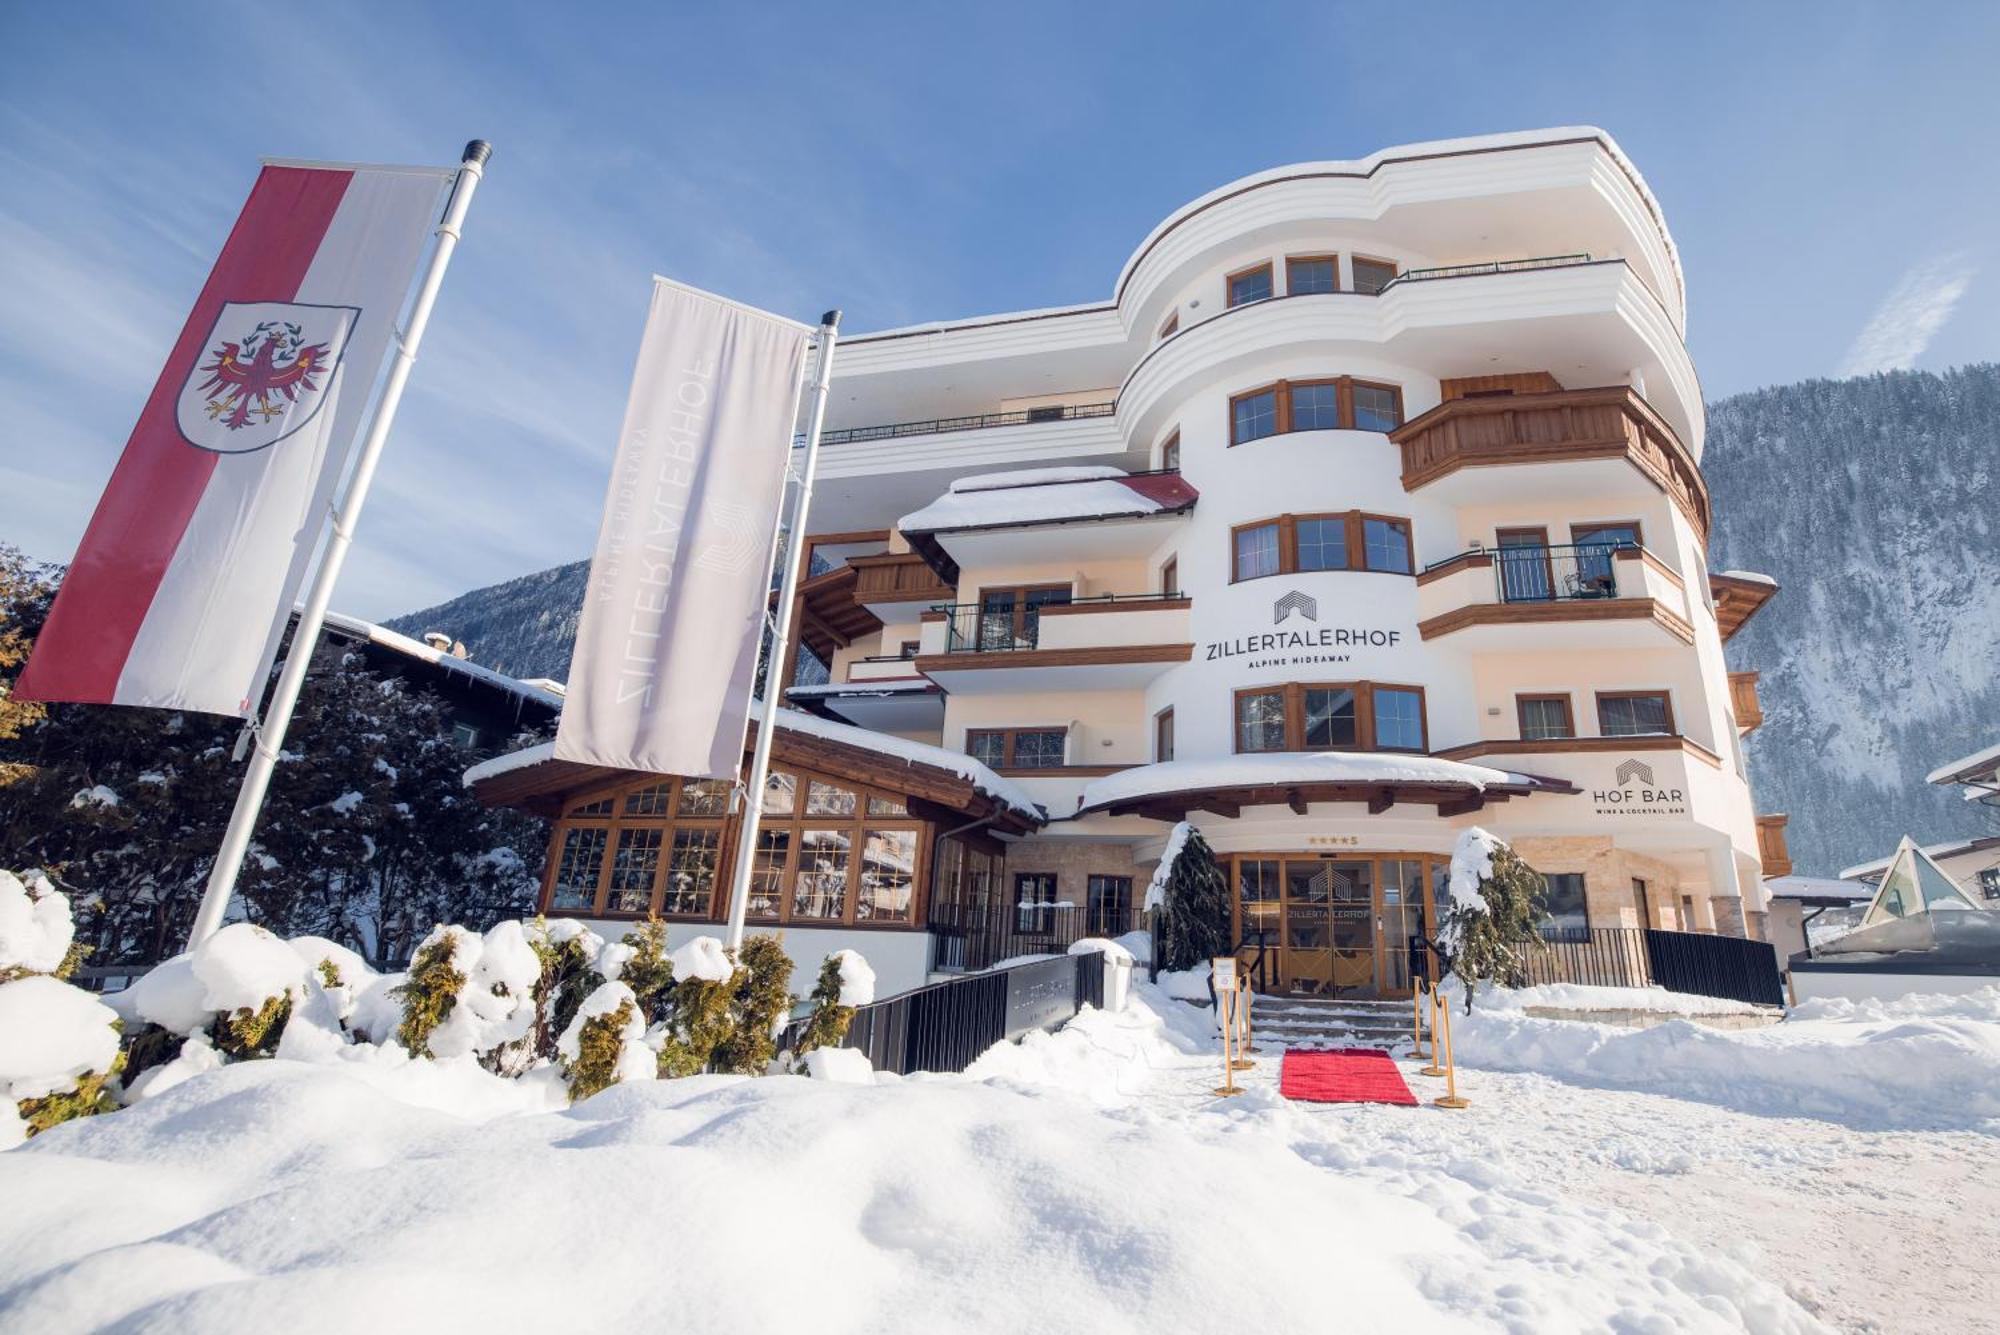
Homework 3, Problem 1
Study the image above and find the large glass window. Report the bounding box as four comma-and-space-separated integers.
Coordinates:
1303, 687, 1358, 749
607, 827, 664, 914
1233, 522, 1282, 580
748, 829, 789, 919
967, 727, 1067, 770
677, 778, 730, 816
663, 828, 719, 915
968, 731, 1006, 769
794, 829, 852, 919
1015, 872, 1059, 932
1289, 381, 1342, 431
1294, 516, 1348, 571
1517, 695, 1575, 741
1351, 256, 1398, 294
1236, 688, 1289, 752
1286, 255, 1338, 295
1351, 382, 1403, 431
1362, 517, 1411, 574
1155, 708, 1175, 762
551, 826, 607, 911
1231, 388, 1280, 444
1598, 692, 1673, 736
1540, 872, 1590, 940
1372, 687, 1426, 751
1087, 875, 1132, 937
1227, 263, 1274, 307
858, 829, 917, 921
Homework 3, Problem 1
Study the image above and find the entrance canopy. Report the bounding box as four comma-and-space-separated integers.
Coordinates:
1074, 753, 1575, 821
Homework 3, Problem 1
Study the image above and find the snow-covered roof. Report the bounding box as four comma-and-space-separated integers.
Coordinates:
1927, 740, 2000, 786
898, 467, 1196, 535
321, 611, 565, 710
1761, 875, 1873, 903
1077, 753, 1527, 814
1714, 570, 1777, 587
1838, 835, 2000, 881
463, 704, 1042, 822
784, 679, 937, 698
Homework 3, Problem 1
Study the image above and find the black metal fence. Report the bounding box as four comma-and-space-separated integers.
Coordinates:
929, 899, 1139, 973
1521, 926, 1783, 1007
783, 952, 1111, 1076
1494, 541, 1633, 603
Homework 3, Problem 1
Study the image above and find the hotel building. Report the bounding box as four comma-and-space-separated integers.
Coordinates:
470, 127, 1785, 1000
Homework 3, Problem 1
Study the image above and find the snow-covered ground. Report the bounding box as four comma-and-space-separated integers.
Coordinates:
4, 984, 1996, 1332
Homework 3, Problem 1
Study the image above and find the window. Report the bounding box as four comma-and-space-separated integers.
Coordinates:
967, 726, 1067, 770
451, 721, 480, 749
1158, 311, 1179, 341
1230, 387, 1280, 444
1155, 707, 1175, 762
1286, 254, 1338, 295
1227, 377, 1404, 442
1516, 694, 1575, 740
1351, 255, 1398, 294
1087, 875, 1133, 936
1226, 262, 1274, 307
1362, 517, 1411, 574
1540, 872, 1589, 940
1371, 687, 1426, 751
974, 584, 1071, 650
1233, 522, 1281, 581
1350, 381, 1403, 430
1233, 682, 1427, 753
1160, 556, 1178, 596
1230, 512, 1416, 580
1159, 430, 1180, 471
542, 767, 921, 926
1015, 872, 1059, 932
1571, 521, 1642, 591
1597, 691, 1674, 737
1978, 868, 2000, 902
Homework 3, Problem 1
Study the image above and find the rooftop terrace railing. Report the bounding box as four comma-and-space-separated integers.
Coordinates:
808, 400, 1116, 448
1390, 253, 1593, 286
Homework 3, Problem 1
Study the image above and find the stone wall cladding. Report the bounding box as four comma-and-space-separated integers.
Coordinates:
1002, 839, 1151, 911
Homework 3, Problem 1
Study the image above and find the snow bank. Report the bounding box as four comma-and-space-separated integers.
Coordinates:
1113, 928, 1152, 965
668, 935, 734, 985
191, 923, 307, 1015
0, 870, 74, 974
1452, 981, 2000, 1130
1065, 937, 1132, 966
962, 983, 1212, 1106
0, 976, 121, 1102
1154, 966, 1212, 1002
801, 1046, 873, 1084
1482, 980, 1768, 1017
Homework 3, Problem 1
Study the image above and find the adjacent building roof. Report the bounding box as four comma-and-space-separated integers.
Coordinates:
1839, 835, 2000, 882
1928, 740, 2000, 788
1762, 875, 1874, 906
320, 611, 566, 710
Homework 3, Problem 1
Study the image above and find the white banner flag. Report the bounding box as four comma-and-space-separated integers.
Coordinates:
555, 277, 811, 778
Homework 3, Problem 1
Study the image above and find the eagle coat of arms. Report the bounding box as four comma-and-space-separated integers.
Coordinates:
176, 300, 360, 453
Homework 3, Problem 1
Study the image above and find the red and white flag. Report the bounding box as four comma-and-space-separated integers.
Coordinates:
15, 160, 450, 716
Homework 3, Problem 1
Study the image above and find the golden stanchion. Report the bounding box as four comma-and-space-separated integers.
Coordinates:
1411, 983, 1430, 1062
1212, 956, 1243, 1097
1432, 991, 1469, 1110
1418, 987, 1447, 1078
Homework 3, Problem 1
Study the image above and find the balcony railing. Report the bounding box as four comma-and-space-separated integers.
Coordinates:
931, 592, 1185, 654
1491, 541, 1635, 603
1393, 253, 1592, 286
810, 400, 1115, 448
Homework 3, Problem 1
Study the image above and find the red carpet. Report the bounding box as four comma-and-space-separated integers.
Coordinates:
1278, 1048, 1418, 1106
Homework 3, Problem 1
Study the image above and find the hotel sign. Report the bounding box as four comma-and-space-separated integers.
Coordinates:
1589, 758, 1687, 817
1202, 588, 1407, 671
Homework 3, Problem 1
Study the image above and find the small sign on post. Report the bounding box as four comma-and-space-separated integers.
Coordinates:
1211, 956, 1242, 1098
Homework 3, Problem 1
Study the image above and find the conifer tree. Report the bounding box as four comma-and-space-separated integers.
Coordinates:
1157, 827, 1231, 972
1438, 832, 1547, 1008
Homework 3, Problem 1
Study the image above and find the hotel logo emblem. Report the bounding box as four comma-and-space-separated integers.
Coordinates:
1613, 758, 1656, 787
1272, 590, 1318, 625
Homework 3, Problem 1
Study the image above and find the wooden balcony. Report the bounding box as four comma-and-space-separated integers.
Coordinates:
848, 551, 954, 608
1390, 385, 1711, 540
1755, 814, 1792, 878
1729, 671, 1764, 732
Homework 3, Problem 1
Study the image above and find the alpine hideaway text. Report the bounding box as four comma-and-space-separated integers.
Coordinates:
602, 356, 716, 707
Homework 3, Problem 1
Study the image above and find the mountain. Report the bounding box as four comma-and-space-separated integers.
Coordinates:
1705, 364, 1998, 876
389, 365, 2000, 876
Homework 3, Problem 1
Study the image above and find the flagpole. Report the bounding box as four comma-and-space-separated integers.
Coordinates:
187, 139, 492, 946
723, 309, 841, 951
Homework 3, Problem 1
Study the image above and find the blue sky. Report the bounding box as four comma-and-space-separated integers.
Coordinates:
3, 2, 1995, 621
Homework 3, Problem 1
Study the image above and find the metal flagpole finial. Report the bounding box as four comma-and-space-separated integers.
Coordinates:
462, 140, 493, 166
820, 310, 842, 329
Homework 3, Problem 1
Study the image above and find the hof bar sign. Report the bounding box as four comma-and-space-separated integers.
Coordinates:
1589, 757, 1688, 817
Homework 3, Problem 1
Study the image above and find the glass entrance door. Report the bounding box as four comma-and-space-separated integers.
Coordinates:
1326, 860, 1375, 994
1282, 861, 1334, 995
1227, 852, 1444, 997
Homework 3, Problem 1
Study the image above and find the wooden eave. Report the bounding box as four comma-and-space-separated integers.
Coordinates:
1710, 573, 1779, 641
771, 564, 883, 662
1077, 773, 1574, 822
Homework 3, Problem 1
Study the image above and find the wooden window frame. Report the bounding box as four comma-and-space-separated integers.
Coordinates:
1231, 681, 1429, 754
539, 767, 928, 929
1155, 706, 1175, 762
1350, 253, 1400, 295
1228, 376, 1404, 444
1158, 429, 1180, 471
1159, 555, 1179, 597
1569, 519, 1645, 549
975, 582, 1073, 646
1515, 693, 1576, 741
1229, 511, 1416, 582
966, 725, 1069, 771
1285, 253, 1341, 295
1595, 690, 1676, 737
1225, 260, 1275, 308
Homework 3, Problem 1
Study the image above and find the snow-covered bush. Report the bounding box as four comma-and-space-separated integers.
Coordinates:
796, 950, 873, 1060
1437, 827, 1548, 1008
652, 935, 740, 1078
712, 934, 793, 1075
557, 980, 651, 1101
0, 870, 122, 1144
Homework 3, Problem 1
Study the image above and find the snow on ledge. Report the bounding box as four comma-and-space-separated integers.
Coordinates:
1079, 753, 1517, 812
1928, 739, 2000, 785
463, 705, 1042, 822
898, 467, 1183, 535
1713, 569, 1777, 586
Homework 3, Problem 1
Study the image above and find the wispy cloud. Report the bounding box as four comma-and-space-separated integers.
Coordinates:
1838, 251, 1976, 378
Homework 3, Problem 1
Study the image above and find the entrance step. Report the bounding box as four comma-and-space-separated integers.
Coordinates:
1242, 996, 1417, 1051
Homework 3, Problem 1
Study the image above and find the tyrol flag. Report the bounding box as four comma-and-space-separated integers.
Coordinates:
15, 160, 452, 717
555, 278, 811, 778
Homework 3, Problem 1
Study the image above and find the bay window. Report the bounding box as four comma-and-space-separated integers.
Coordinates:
1234, 682, 1428, 753
1229, 378, 1404, 443
1230, 512, 1415, 581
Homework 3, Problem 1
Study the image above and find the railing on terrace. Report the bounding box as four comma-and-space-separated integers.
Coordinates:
1491, 541, 1637, 603
778, 952, 1110, 1075
1514, 926, 1784, 1007
1391, 253, 1592, 286
808, 400, 1115, 448
929, 899, 1140, 973
932, 591, 1186, 654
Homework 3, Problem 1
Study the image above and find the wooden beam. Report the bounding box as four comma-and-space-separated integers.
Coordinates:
1437, 793, 1485, 817
1188, 796, 1240, 819
1367, 787, 1395, 815
1286, 787, 1308, 816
